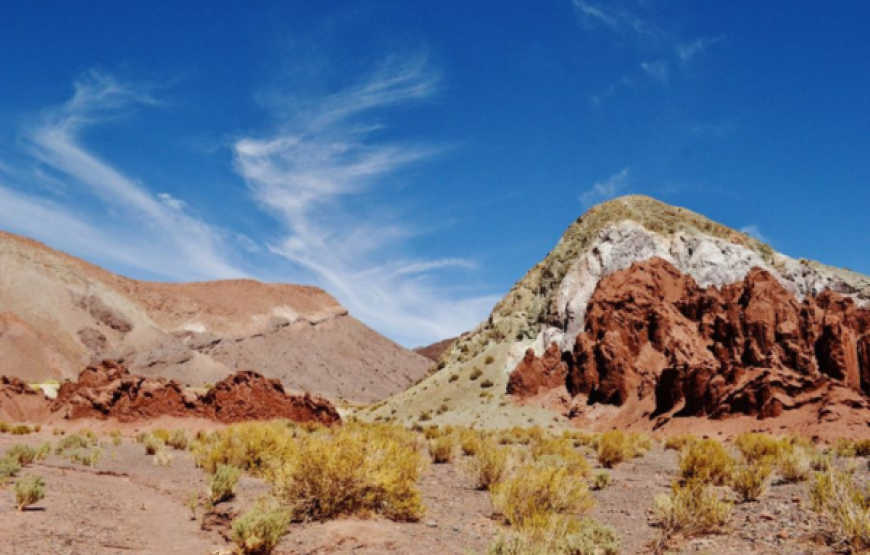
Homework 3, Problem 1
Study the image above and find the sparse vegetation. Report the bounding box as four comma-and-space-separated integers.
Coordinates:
429, 435, 456, 464
168, 429, 189, 450
808, 469, 870, 550
210, 464, 242, 503
678, 438, 734, 485
731, 461, 772, 502
592, 471, 611, 491
492, 462, 594, 532
231, 499, 291, 555
597, 431, 649, 468
266, 423, 426, 522
153, 448, 173, 467
484, 516, 620, 555
14, 474, 46, 511
465, 441, 511, 491
653, 481, 732, 541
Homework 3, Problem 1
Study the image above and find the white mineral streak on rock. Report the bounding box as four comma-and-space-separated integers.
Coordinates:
522, 220, 869, 357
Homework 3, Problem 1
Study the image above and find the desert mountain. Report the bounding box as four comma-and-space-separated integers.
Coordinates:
0, 231, 431, 403
363, 196, 870, 438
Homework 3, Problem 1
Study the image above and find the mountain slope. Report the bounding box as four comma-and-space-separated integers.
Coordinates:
361, 196, 870, 436
0, 231, 431, 403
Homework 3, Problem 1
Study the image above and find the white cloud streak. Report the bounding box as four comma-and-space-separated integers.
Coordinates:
234, 56, 498, 346
3, 70, 246, 281
580, 168, 630, 207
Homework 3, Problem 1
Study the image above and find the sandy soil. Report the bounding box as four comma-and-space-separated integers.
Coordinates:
0, 421, 851, 555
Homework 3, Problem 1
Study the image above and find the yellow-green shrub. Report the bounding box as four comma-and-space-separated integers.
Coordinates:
429, 435, 456, 464
808, 469, 870, 549
664, 434, 697, 451
459, 428, 484, 456
679, 439, 734, 485
192, 421, 296, 475
531, 437, 591, 477
597, 430, 648, 469
777, 448, 811, 483
210, 464, 242, 504
653, 481, 731, 538
492, 462, 594, 532
485, 515, 620, 555
14, 474, 45, 511
231, 499, 291, 555
731, 461, 772, 502
592, 471, 611, 491
465, 441, 511, 491
267, 424, 426, 522
735, 433, 789, 463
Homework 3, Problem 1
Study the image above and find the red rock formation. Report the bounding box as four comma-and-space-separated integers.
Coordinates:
45, 360, 340, 425
507, 343, 568, 396
203, 370, 340, 425
510, 258, 870, 422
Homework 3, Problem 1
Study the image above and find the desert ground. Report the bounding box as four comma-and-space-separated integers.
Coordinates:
0, 417, 865, 555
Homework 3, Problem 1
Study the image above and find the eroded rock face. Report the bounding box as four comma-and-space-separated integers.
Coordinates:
506, 343, 568, 397
49, 360, 340, 425
510, 258, 870, 420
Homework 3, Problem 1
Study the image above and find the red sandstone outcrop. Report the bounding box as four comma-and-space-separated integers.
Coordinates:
510, 258, 870, 423
507, 343, 568, 397
2, 360, 340, 425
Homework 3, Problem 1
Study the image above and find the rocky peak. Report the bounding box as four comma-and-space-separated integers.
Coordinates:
509, 257, 870, 424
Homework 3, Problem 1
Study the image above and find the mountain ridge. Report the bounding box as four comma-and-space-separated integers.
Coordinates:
0, 230, 431, 403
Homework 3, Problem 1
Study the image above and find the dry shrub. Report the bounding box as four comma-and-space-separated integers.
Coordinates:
144, 435, 164, 456
834, 439, 870, 458
0, 456, 22, 485
653, 481, 731, 539
465, 440, 511, 491
808, 469, 870, 550
55, 431, 97, 454
5, 445, 36, 466
777, 448, 811, 483
192, 421, 296, 475
485, 515, 620, 555
267, 423, 426, 522
210, 464, 242, 503
68, 448, 103, 467
592, 471, 611, 491
429, 435, 456, 464
492, 462, 594, 532
561, 430, 598, 449
679, 439, 734, 485
597, 431, 648, 469
664, 434, 697, 451
460, 428, 484, 456
735, 433, 789, 463
731, 461, 772, 502
13, 474, 45, 511
168, 429, 189, 451
153, 448, 173, 468
231, 499, 291, 555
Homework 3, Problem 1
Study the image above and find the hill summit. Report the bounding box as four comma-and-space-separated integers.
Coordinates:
364, 196, 870, 438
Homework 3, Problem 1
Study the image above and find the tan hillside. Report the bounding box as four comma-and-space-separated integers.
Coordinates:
0, 230, 430, 403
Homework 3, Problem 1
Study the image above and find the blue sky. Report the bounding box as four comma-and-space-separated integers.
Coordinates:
1, 2, 868, 347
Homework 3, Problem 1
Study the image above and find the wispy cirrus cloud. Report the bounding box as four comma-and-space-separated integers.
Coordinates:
0, 70, 246, 280
574, 1, 723, 94
580, 168, 630, 207
233, 56, 498, 345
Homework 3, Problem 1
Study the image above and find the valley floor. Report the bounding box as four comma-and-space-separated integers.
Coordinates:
0, 423, 851, 555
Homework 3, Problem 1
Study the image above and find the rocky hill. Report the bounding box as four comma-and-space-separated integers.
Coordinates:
362, 196, 870, 438
0, 231, 431, 403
